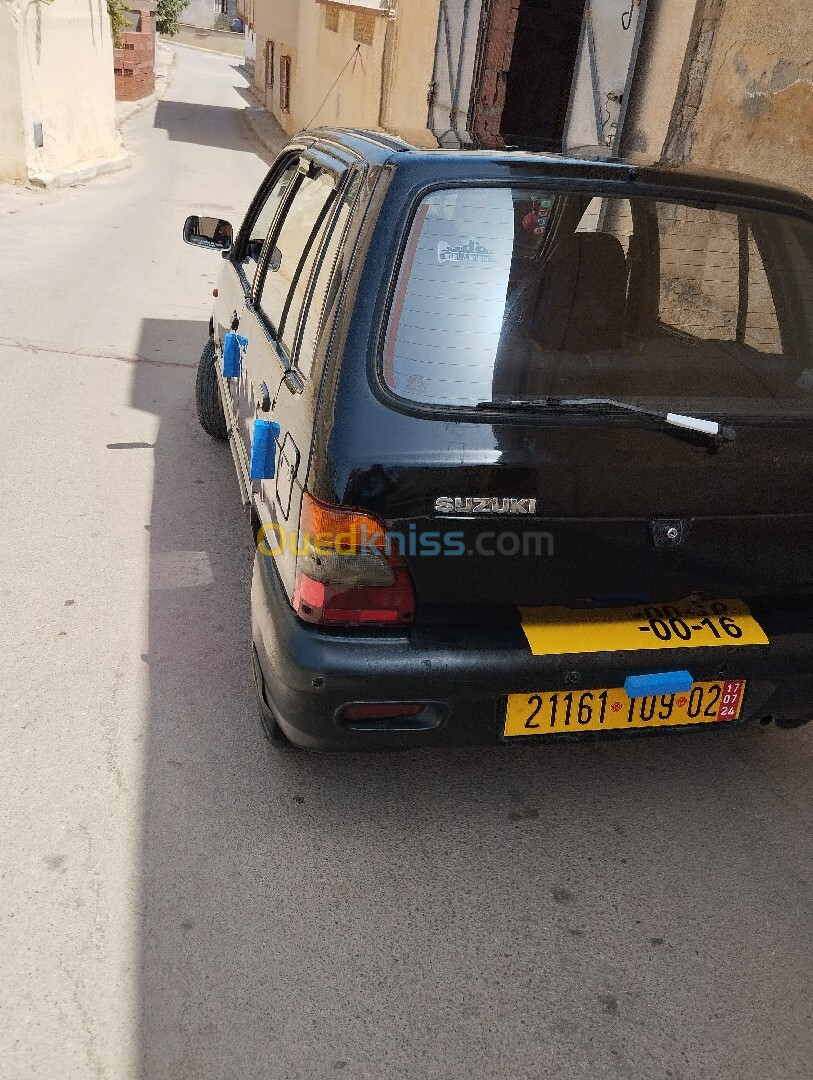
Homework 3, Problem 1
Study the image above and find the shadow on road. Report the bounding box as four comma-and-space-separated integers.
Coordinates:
136, 318, 211, 365
154, 99, 267, 158
133, 317, 813, 1077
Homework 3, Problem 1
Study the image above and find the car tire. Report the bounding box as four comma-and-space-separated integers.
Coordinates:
195, 337, 228, 440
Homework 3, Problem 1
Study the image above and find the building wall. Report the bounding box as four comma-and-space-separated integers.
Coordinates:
184, 0, 238, 31
251, 0, 438, 141
621, 0, 699, 157
252, 0, 298, 126
672, 0, 813, 198
0, 4, 27, 180
380, 0, 440, 145
184, 0, 217, 30
0, 0, 119, 180
237, 0, 257, 62
625, 0, 813, 199
114, 4, 156, 102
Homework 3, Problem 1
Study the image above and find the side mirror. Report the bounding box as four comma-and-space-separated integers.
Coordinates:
183, 215, 233, 251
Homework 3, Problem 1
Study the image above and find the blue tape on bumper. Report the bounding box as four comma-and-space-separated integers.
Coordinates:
249, 419, 281, 480
223, 332, 247, 378
624, 671, 694, 699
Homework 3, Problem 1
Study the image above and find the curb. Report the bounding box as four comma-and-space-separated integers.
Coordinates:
244, 107, 288, 159
117, 49, 175, 127
117, 93, 158, 126
29, 152, 133, 190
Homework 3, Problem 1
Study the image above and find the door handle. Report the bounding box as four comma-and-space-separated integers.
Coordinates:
282, 370, 303, 395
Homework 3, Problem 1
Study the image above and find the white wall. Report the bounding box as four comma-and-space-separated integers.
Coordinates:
0, 0, 119, 181
0, 3, 28, 179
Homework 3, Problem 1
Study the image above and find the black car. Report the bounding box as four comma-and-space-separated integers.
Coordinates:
184, 128, 813, 750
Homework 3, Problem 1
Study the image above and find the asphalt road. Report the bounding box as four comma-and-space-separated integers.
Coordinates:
1, 44, 811, 1080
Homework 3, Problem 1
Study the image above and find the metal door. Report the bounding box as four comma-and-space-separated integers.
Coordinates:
562, 0, 649, 152
428, 0, 485, 147
431, 0, 649, 153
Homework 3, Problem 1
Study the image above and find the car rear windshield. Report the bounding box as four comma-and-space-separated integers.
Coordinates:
381, 187, 813, 418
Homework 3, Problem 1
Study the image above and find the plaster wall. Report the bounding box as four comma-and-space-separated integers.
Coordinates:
379, 0, 440, 145
252, 0, 438, 141
685, 0, 813, 198
290, 2, 386, 134
5, 0, 119, 179
0, 4, 28, 179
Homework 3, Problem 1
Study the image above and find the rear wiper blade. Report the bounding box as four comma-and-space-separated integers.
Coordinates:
476, 397, 735, 446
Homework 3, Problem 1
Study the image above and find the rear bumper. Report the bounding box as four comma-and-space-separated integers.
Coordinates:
251, 553, 813, 751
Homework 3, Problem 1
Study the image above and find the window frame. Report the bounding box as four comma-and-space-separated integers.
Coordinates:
279, 55, 292, 114
230, 150, 301, 287
250, 155, 351, 374
288, 168, 364, 379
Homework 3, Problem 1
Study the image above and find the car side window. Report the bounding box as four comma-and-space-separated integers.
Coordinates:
294, 173, 361, 378
255, 167, 337, 359
240, 158, 298, 288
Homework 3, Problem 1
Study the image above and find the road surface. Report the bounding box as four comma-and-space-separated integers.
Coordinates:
1, 44, 811, 1080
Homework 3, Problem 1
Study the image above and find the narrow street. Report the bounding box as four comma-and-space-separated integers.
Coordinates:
1, 44, 811, 1080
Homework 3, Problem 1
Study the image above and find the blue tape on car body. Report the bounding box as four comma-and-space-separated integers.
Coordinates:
624, 671, 694, 699
222, 332, 247, 378
249, 419, 281, 480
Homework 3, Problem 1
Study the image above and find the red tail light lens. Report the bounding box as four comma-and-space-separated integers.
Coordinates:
342, 703, 424, 721
291, 494, 416, 626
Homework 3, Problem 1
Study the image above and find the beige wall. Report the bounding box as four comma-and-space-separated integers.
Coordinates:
380, 0, 441, 145
169, 25, 245, 55
0, 3, 27, 179
686, 0, 813, 198
0, 0, 119, 181
251, 0, 438, 141
626, 0, 813, 199
622, 0, 699, 157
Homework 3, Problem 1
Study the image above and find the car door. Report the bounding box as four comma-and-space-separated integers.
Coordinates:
242, 152, 352, 545
214, 153, 300, 491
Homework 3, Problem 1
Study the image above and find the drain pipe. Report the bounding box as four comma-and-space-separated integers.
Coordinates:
378, 1, 399, 131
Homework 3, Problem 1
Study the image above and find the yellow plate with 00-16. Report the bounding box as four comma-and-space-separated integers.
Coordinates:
519, 597, 768, 656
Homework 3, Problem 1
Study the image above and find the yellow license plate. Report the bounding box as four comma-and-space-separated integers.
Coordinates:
520, 597, 768, 656
504, 679, 746, 737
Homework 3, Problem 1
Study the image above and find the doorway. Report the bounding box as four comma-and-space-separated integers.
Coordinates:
471, 0, 587, 149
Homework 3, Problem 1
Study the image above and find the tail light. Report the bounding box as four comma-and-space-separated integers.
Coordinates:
291, 493, 416, 626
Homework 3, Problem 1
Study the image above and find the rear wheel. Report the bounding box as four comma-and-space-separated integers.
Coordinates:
195, 337, 227, 440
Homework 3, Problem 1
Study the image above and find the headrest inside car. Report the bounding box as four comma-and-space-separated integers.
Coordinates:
531, 232, 628, 353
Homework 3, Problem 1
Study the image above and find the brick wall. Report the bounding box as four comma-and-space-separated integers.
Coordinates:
114, 5, 156, 101
471, 0, 521, 147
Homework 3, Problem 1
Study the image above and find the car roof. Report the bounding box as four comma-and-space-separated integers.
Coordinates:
301, 126, 813, 220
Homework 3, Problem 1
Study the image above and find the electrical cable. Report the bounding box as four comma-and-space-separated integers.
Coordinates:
304, 45, 362, 131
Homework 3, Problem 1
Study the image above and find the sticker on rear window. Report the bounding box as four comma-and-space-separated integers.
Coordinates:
437, 238, 493, 264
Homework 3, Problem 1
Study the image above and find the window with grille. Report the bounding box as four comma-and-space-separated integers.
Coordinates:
265, 40, 275, 88
353, 12, 375, 46
324, 3, 339, 32
280, 55, 291, 113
